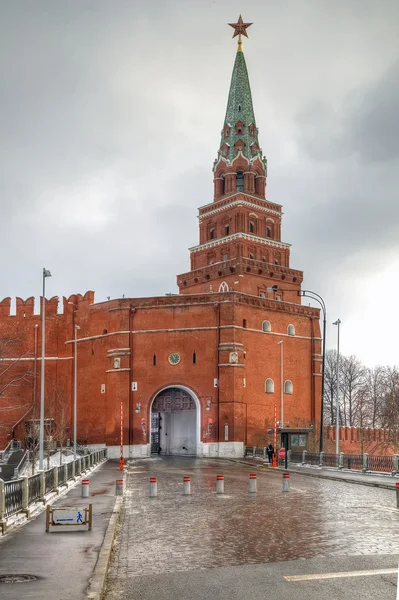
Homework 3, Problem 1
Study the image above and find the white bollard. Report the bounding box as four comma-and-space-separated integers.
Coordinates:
183, 475, 191, 495
81, 479, 89, 498
116, 479, 124, 496
249, 473, 257, 493
282, 472, 290, 492
216, 475, 224, 494
149, 477, 157, 498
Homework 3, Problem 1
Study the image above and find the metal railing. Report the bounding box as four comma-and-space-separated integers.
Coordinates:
304, 453, 321, 466
45, 468, 55, 494
1, 448, 107, 523
342, 454, 363, 471
367, 455, 393, 473
4, 479, 23, 518
323, 454, 339, 468
0, 440, 14, 463
28, 473, 41, 504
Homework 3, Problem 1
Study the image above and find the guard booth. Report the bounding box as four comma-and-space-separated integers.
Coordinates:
278, 427, 314, 468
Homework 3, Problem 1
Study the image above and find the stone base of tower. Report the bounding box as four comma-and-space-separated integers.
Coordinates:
101, 442, 245, 460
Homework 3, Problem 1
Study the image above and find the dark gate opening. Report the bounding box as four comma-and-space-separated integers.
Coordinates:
151, 412, 161, 454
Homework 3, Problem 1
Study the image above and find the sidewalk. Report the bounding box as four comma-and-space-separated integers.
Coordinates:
234, 458, 399, 491
0, 459, 121, 600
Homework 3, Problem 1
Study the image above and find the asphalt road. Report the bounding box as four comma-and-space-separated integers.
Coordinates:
105, 456, 399, 600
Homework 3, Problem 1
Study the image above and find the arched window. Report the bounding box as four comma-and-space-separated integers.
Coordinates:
224, 223, 230, 236
284, 380, 293, 394
209, 228, 215, 240
265, 378, 274, 393
287, 324, 295, 336
262, 320, 271, 332
236, 171, 244, 192
218, 281, 229, 292
266, 226, 272, 238
249, 221, 255, 233
221, 176, 225, 195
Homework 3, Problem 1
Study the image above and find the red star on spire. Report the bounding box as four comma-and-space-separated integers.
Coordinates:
228, 15, 253, 39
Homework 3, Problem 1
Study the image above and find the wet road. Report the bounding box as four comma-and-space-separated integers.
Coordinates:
105, 457, 399, 599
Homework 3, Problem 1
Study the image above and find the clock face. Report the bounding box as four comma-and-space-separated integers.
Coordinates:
168, 352, 181, 365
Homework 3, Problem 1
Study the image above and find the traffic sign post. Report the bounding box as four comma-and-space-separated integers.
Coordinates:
46, 504, 92, 532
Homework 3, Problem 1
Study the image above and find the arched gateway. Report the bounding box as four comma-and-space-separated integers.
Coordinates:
150, 386, 201, 456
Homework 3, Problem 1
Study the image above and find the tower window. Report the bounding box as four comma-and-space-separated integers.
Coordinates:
224, 224, 230, 236
221, 176, 225, 194
284, 380, 293, 394
266, 226, 272, 238
223, 254, 229, 261
265, 378, 274, 393
153, 353, 156, 366
210, 228, 215, 240
249, 221, 255, 233
249, 253, 254, 260
243, 319, 247, 329
287, 324, 295, 336
262, 320, 271, 332
193, 352, 196, 364
236, 171, 244, 192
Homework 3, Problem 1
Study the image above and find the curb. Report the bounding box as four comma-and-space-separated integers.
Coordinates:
85, 481, 124, 600
226, 458, 398, 490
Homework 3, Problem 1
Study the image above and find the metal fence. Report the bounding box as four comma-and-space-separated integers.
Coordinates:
45, 468, 55, 494
244, 447, 398, 474
367, 455, 393, 473
323, 454, 339, 468
1, 448, 107, 523
28, 473, 41, 504
4, 480, 23, 518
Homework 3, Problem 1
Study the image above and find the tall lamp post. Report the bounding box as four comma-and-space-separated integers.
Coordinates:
39, 267, 52, 471
333, 319, 341, 455
268, 285, 327, 452
277, 340, 284, 430
73, 325, 80, 460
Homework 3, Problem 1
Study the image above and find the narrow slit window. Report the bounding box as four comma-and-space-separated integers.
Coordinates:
153, 354, 156, 366
193, 352, 196, 364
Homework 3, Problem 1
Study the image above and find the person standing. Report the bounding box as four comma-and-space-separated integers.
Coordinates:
266, 443, 274, 463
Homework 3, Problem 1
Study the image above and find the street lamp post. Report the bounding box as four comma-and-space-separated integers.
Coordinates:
73, 325, 80, 460
39, 267, 52, 471
278, 340, 284, 429
333, 319, 341, 455
268, 285, 326, 452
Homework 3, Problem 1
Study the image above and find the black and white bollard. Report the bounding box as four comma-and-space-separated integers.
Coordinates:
249, 473, 257, 493
216, 475, 224, 494
282, 472, 290, 492
149, 477, 157, 498
183, 475, 191, 495
81, 479, 90, 498
116, 479, 124, 496
396, 482, 399, 509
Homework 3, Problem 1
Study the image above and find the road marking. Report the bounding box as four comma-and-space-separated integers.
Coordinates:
285, 568, 398, 581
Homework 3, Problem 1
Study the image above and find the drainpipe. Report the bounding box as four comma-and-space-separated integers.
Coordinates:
216, 302, 221, 456
128, 307, 135, 458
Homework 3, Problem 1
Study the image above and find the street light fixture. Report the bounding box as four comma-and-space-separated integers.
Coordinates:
333, 319, 341, 455
73, 325, 80, 460
267, 284, 327, 452
39, 267, 52, 471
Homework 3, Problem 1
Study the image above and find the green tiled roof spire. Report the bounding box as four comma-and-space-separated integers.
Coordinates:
214, 17, 267, 172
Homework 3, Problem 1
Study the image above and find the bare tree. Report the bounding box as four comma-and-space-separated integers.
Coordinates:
323, 349, 337, 424
340, 355, 367, 427
0, 336, 34, 444
47, 386, 70, 466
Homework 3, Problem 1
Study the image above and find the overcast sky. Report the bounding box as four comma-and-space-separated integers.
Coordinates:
1, 0, 398, 366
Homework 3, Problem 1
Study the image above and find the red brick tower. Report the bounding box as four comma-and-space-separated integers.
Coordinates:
177, 23, 302, 304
